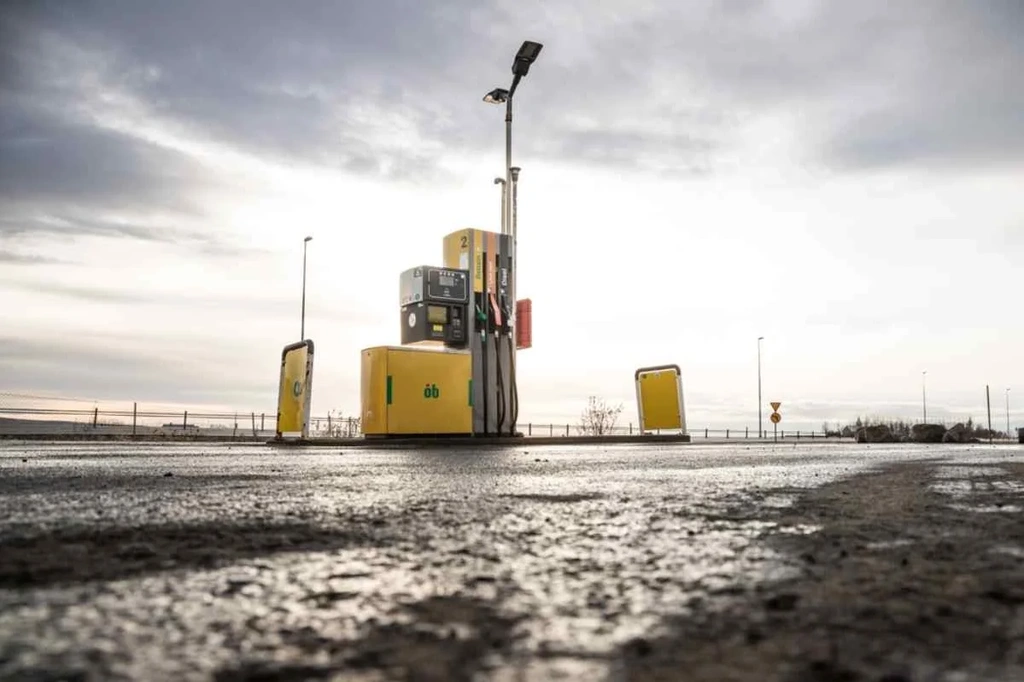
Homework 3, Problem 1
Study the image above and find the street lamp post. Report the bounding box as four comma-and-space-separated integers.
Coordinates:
922, 371, 927, 423
300, 236, 312, 340
757, 336, 764, 438
483, 41, 543, 435
484, 40, 543, 277
483, 41, 542, 239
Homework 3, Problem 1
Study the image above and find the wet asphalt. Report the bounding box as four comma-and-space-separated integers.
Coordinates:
0, 441, 1022, 681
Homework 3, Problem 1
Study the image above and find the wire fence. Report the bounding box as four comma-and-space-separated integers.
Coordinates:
1, 393, 1017, 442
0, 401, 842, 440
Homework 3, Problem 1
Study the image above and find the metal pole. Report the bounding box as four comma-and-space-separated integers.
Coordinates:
922, 371, 927, 423
505, 95, 513, 236
757, 336, 764, 439
986, 384, 992, 444
1007, 388, 1011, 439
300, 237, 311, 340
510, 165, 520, 320
495, 178, 506, 234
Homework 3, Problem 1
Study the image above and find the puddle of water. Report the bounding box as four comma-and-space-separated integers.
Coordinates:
930, 480, 973, 497
989, 545, 1024, 559
946, 503, 1022, 514
865, 539, 915, 550
760, 494, 797, 508
775, 524, 822, 536
933, 466, 1007, 479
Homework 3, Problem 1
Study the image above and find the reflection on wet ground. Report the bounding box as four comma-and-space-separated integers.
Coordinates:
0, 442, 1021, 680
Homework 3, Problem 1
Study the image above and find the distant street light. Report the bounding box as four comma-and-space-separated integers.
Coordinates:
1007, 388, 1011, 439
922, 371, 927, 423
757, 336, 764, 438
301, 236, 312, 340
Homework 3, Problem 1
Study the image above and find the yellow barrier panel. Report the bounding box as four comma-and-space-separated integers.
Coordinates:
635, 364, 687, 434
276, 340, 314, 439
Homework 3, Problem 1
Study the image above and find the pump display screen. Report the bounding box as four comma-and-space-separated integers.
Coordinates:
427, 305, 448, 324
426, 268, 468, 303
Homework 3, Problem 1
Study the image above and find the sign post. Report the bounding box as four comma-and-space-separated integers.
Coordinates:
769, 402, 782, 443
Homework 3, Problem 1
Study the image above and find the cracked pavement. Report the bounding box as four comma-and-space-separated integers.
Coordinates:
1, 441, 1022, 681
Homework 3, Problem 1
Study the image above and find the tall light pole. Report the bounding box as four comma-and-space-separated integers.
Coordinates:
921, 371, 927, 423
483, 40, 543, 435
483, 40, 543, 242
300, 236, 312, 340
757, 336, 764, 438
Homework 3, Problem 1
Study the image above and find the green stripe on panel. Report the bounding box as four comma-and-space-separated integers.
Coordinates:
386, 375, 393, 405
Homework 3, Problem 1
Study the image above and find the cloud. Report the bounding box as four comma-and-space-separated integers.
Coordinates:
3, 280, 147, 304
1, 210, 264, 250
6, 0, 1019, 189
1, 0, 492, 184
0, 250, 68, 265
0, 103, 211, 214
0, 335, 269, 406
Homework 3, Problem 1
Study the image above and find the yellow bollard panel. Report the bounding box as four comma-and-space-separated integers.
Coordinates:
635, 364, 687, 434
276, 340, 315, 439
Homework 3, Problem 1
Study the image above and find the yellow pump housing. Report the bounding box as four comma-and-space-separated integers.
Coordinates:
361, 345, 473, 436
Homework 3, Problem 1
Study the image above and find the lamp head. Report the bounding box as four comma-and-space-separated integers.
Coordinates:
483, 88, 509, 104
512, 40, 543, 77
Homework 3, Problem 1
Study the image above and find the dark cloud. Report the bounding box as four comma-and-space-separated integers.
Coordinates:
2, 0, 1020, 206
0, 103, 211, 213
0, 249, 67, 265
2, 0, 497, 183
0, 213, 269, 260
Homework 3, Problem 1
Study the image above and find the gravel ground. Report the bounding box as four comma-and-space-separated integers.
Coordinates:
0, 441, 1021, 681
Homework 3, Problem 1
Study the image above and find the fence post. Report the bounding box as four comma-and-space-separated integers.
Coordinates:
726, 428, 730, 438
251, 412, 257, 437
629, 423, 633, 435
565, 424, 570, 436
705, 427, 708, 439
93, 407, 98, 429
132, 402, 137, 436
261, 413, 265, 431
183, 410, 188, 429
549, 424, 553, 437
797, 430, 800, 439
745, 427, 748, 439
528, 423, 532, 436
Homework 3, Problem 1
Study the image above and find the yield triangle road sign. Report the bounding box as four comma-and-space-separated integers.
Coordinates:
770, 401, 781, 412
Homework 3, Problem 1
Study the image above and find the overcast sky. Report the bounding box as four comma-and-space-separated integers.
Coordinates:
1, 0, 1022, 431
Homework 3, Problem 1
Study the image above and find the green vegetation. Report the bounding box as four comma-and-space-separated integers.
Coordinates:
822, 417, 1010, 440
